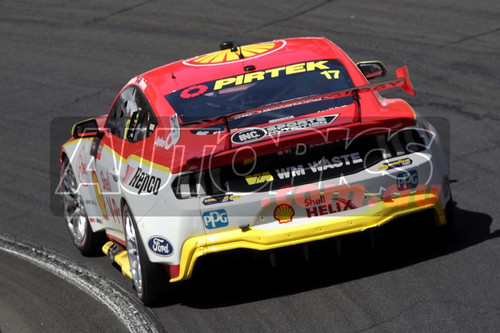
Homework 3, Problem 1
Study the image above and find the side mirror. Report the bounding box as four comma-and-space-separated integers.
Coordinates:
356, 61, 387, 80
71, 118, 102, 139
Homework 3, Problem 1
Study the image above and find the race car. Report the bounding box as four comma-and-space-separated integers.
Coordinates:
59, 37, 453, 305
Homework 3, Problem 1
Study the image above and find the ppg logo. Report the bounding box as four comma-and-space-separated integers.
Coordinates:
396, 170, 418, 190
202, 209, 229, 229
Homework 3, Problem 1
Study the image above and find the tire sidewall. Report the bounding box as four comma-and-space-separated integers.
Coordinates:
123, 203, 165, 305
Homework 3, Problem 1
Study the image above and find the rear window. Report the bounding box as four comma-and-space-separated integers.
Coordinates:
166, 59, 354, 123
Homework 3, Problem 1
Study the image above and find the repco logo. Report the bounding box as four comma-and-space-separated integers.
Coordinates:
128, 167, 161, 195
231, 127, 267, 144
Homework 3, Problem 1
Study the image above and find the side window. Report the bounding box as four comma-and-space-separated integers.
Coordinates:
107, 86, 158, 142
129, 91, 158, 143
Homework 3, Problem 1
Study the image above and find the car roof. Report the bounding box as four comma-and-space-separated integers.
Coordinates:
141, 37, 359, 93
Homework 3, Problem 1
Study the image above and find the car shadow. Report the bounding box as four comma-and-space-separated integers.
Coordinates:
153, 200, 498, 309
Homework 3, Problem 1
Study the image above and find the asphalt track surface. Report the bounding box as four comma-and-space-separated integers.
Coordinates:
1, 1, 499, 332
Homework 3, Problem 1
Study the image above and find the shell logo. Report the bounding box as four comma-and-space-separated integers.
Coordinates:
185, 40, 285, 66
274, 204, 295, 224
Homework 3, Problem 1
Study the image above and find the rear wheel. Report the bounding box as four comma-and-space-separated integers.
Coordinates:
123, 203, 167, 306
60, 157, 105, 256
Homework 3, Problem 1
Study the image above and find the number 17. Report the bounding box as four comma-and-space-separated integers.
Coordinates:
320, 70, 340, 79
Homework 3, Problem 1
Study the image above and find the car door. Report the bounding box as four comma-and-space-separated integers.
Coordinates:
93, 86, 159, 235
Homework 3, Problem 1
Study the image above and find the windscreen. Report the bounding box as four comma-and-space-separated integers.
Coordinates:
166, 59, 355, 123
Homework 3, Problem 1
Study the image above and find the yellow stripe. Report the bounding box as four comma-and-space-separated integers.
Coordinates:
63, 140, 171, 174
62, 137, 93, 149
101, 144, 171, 174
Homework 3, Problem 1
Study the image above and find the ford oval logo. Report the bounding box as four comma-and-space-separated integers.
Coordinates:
231, 127, 267, 144
147, 236, 173, 257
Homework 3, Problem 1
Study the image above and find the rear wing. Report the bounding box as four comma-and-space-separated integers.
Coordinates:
317, 65, 415, 100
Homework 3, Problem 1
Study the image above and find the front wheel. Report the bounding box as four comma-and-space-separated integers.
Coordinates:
123, 203, 167, 306
60, 157, 105, 256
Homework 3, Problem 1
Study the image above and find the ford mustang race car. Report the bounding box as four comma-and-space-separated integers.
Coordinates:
59, 37, 452, 305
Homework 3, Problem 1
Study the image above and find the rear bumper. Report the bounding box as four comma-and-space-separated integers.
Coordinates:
170, 190, 446, 282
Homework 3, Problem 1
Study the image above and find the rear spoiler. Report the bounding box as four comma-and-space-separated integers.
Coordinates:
323, 65, 415, 98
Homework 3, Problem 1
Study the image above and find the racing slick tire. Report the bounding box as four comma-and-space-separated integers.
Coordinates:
60, 157, 106, 256
123, 203, 167, 306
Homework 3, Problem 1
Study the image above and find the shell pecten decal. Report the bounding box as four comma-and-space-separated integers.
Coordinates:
185, 41, 285, 66
274, 204, 295, 224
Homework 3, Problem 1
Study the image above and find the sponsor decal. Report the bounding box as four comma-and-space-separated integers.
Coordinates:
76, 147, 89, 186
121, 165, 135, 183
245, 171, 274, 185
180, 85, 208, 99
106, 197, 120, 224
202, 195, 241, 206
231, 127, 266, 144
274, 204, 295, 224
90, 137, 103, 160
100, 170, 112, 192
169, 114, 180, 145
154, 114, 181, 151
231, 115, 338, 144
96, 145, 103, 160
135, 77, 147, 89
92, 171, 108, 220
89, 217, 103, 224
305, 198, 356, 218
397, 169, 418, 190
128, 167, 161, 195
147, 236, 173, 256
275, 152, 363, 180
214, 60, 331, 90
261, 183, 442, 212
190, 124, 225, 136
155, 136, 174, 150
185, 41, 283, 65
202, 209, 229, 229
193, 129, 224, 135
378, 158, 412, 171
266, 115, 338, 136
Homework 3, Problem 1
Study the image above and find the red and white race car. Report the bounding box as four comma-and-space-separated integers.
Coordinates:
59, 37, 452, 305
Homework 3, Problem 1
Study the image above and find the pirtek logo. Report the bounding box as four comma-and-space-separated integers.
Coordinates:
128, 167, 161, 195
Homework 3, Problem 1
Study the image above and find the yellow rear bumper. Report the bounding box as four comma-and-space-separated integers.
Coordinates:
171, 191, 446, 282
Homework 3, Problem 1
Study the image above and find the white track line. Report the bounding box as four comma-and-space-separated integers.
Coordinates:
0, 233, 164, 333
